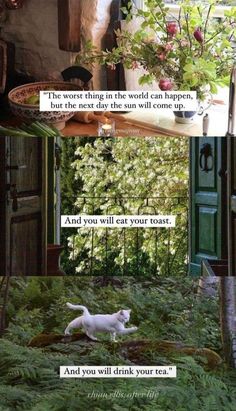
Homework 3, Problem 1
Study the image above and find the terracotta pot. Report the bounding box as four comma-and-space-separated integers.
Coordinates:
47, 244, 65, 276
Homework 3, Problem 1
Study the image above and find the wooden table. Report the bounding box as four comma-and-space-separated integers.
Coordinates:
63, 97, 228, 137
62, 118, 166, 137
0, 113, 165, 137
1, 96, 228, 138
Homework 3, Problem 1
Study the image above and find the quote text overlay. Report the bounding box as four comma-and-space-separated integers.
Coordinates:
40, 90, 197, 112
61, 215, 176, 228
60, 366, 176, 378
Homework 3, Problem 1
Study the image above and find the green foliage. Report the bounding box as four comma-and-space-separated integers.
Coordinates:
61, 137, 189, 276
0, 277, 235, 410
76, 0, 236, 100
60, 137, 85, 274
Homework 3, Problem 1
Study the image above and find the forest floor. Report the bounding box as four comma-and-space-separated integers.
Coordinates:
0, 276, 235, 411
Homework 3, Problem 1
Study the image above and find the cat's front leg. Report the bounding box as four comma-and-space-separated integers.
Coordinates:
110, 332, 118, 342
85, 330, 98, 341
64, 325, 72, 335
118, 326, 138, 335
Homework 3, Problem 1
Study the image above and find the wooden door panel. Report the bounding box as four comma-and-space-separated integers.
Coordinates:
197, 160, 216, 188
0, 136, 47, 276
10, 213, 43, 275
198, 206, 217, 255
9, 137, 42, 194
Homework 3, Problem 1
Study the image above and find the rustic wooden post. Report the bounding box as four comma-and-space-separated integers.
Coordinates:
102, 0, 126, 91
0, 276, 10, 336
220, 277, 236, 368
58, 0, 82, 52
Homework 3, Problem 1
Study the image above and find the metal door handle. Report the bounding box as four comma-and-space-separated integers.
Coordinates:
10, 184, 18, 212
199, 143, 213, 173
5, 164, 27, 171
218, 168, 227, 178
231, 196, 236, 213
6, 183, 18, 212
55, 144, 62, 170
227, 67, 236, 136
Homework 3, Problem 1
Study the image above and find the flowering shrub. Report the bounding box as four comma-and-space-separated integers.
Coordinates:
76, 0, 236, 101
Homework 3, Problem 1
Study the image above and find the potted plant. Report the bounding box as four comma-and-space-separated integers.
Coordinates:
76, 0, 236, 123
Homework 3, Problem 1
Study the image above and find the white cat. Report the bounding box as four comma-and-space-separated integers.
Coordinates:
64, 303, 138, 342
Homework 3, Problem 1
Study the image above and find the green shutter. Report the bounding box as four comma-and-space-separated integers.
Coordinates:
189, 137, 227, 275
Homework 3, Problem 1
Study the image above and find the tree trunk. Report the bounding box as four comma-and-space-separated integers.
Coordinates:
28, 332, 222, 369
0, 276, 10, 336
220, 277, 236, 368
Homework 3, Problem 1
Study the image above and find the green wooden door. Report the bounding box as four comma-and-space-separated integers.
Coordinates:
190, 137, 227, 275
227, 136, 236, 275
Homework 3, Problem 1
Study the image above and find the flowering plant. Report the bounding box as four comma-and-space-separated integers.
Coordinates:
76, 0, 236, 101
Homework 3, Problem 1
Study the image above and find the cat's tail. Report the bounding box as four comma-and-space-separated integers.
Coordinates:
66, 302, 90, 315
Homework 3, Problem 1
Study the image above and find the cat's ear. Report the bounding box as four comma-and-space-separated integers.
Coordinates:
120, 309, 131, 315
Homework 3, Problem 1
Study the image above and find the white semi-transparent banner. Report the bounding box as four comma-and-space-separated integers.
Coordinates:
40, 90, 197, 112
61, 215, 176, 228
60, 365, 177, 378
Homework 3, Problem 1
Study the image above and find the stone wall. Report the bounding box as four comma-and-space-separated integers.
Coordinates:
80, 0, 113, 89
1, 0, 113, 89
2, 0, 70, 81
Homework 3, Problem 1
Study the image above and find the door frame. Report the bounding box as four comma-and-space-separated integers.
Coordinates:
0, 137, 6, 274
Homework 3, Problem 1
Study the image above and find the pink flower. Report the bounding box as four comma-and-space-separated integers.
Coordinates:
165, 43, 173, 51
194, 28, 204, 43
166, 22, 178, 37
180, 40, 189, 47
158, 53, 166, 61
159, 78, 173, 91
131, 61, 139, 70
